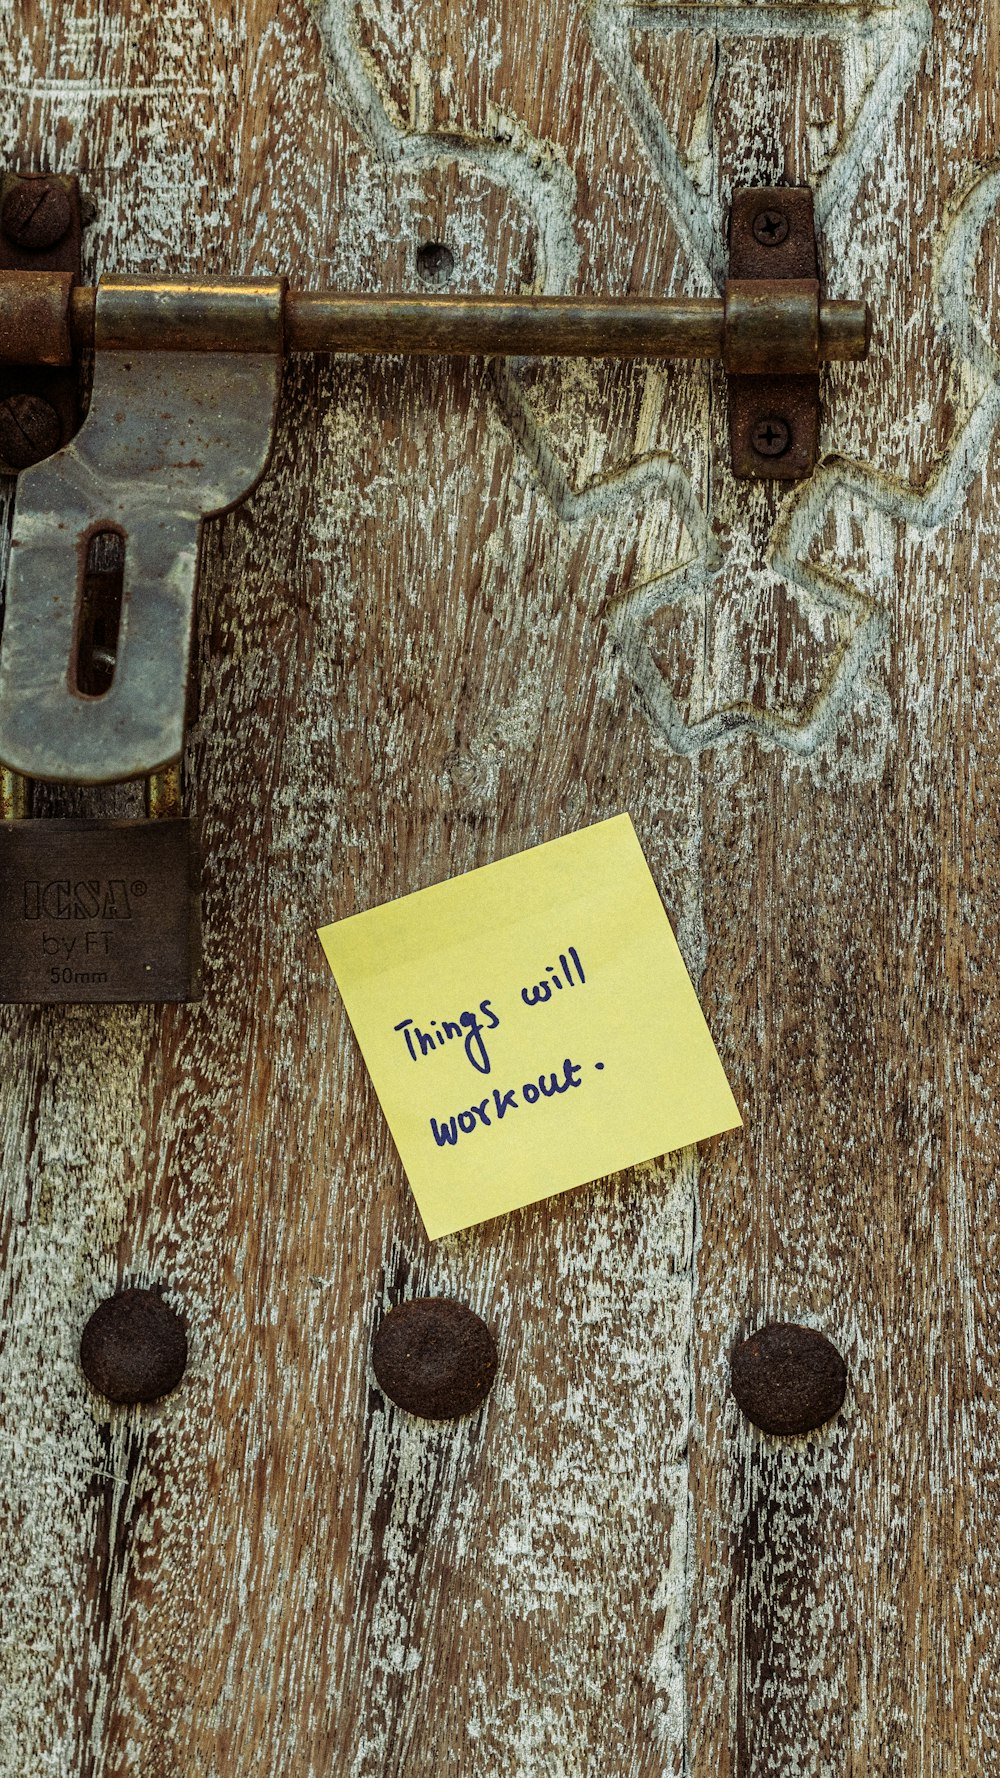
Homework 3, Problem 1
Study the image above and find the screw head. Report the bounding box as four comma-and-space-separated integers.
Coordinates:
0, 393, 62, 469
730, 1322, 847, 1436
1, 178, 72, 251
373, 1297, 498, 1419
752, 207, 789, 247
416, 240, 455, 285
751, 414, 791, 458
80, 1287, 188, 1405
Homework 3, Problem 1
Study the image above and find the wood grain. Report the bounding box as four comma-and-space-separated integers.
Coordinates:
0, 0, 997, 1773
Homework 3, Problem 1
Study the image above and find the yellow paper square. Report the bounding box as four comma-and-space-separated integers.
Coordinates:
318, 814, 741, 1238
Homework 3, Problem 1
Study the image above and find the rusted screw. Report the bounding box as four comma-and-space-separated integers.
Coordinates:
0, 393, 62, 469
751, 415, 791, 458
752, 207, 789, 247
1, 178, 72, 251
730, 1322, 847, 1436
80, 1286, 188, 1405
416, 240, 455, 285
372, 1296, 498, 1419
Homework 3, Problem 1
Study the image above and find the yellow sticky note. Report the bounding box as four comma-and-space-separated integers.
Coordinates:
318, 814, 742, 1238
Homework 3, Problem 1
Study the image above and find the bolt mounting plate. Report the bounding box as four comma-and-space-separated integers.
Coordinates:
727, 186, 821, 481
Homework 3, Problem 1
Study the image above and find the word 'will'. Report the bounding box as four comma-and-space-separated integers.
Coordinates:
521, 947, 585, 1005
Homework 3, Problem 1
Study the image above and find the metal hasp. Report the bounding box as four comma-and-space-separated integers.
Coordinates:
0, 277, 284, 783
724, 186, 847, 480
0, 177, 207, 1008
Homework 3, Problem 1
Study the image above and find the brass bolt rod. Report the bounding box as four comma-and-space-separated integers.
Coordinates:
289, 293, 731, 359
65, 285, 869, 363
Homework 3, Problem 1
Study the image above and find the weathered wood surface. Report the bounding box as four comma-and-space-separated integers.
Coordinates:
0, 0, 997, 1773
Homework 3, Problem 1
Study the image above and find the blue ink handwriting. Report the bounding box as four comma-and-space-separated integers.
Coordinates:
521, 946, 585, 1007
395, 1000, 500, 1075
430, 1056, 585, 1146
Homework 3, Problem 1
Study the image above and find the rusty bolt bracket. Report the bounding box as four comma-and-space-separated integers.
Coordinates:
725, 185, 849, 482
0, 172, 81, 474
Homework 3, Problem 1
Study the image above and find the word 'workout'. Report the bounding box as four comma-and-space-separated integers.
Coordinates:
319, 816, 741, 1238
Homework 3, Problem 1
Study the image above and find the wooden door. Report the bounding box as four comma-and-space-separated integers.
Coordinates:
1, 2, 996, 1773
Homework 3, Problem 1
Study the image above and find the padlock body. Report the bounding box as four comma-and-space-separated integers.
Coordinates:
0, 818, 201, 1004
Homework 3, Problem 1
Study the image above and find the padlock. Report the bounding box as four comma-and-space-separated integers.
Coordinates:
0, 764, 201, 1004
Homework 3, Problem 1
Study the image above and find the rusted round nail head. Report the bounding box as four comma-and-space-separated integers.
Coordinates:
0, 393, 62, 469
751, 414, 791, 458
752, 207, 789, 246
372, 1296, 498, 1419
730, 1322, 847, 1436
1, 178, 72, 250
80, 1287, 188, 1406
